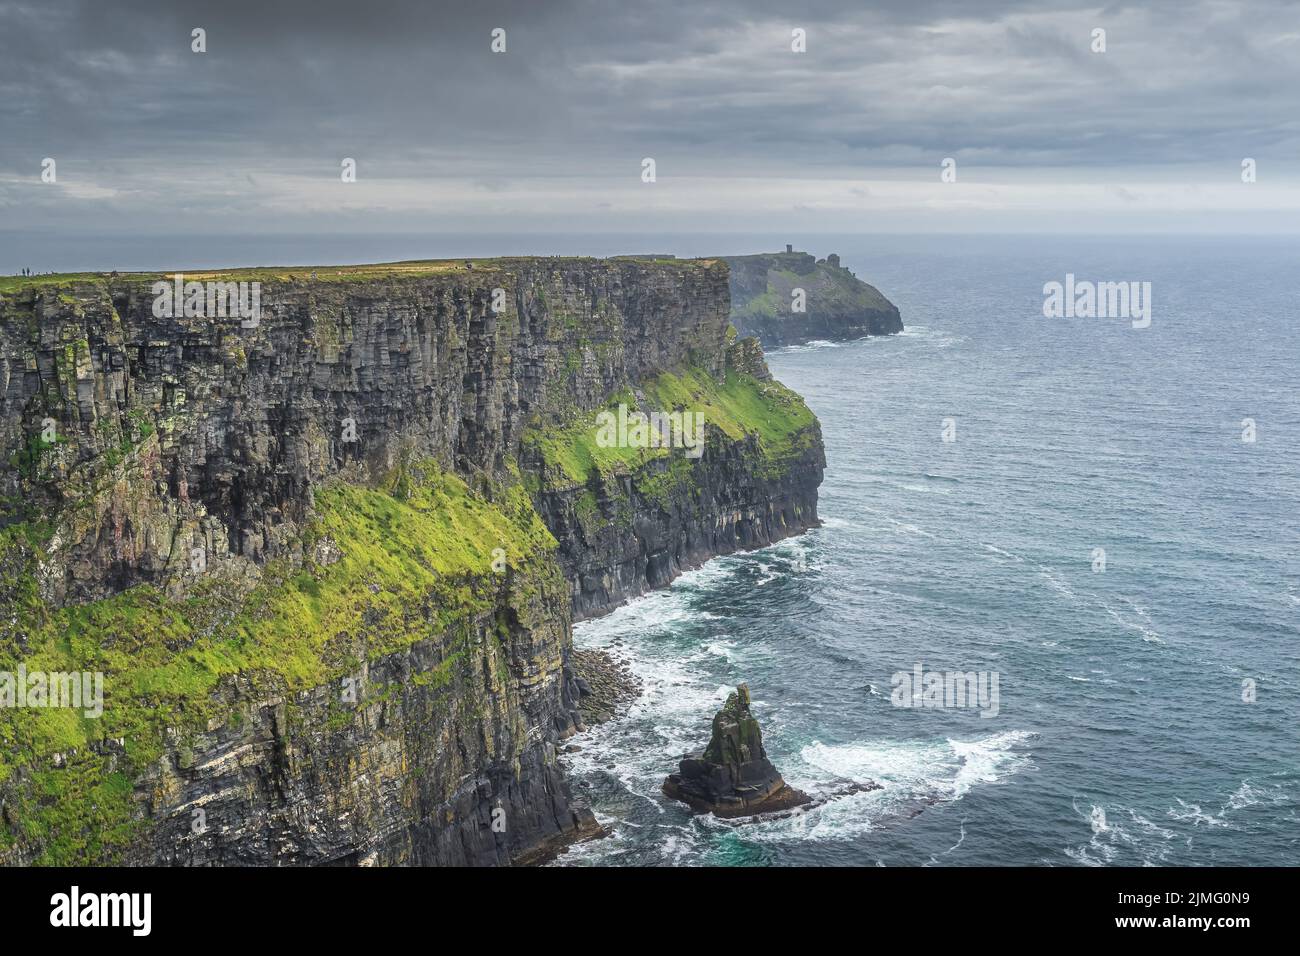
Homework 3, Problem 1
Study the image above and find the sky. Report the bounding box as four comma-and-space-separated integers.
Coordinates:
2, 0, 1300, 269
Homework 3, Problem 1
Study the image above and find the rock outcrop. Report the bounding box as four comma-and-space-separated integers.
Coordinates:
663, 684, 810, 818
724, 250, 902, 347
0, 256, 824, 865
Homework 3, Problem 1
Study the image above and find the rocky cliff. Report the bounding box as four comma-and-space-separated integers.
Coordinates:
724, 250, 902, 347
0, 256, 824, 865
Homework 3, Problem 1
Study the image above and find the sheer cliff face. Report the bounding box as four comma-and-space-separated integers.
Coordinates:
724, 251, 903, 347
0, 257, 823, 865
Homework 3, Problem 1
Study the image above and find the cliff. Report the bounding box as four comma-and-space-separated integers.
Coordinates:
0, 256, 823, 865
724, 250, 902, 347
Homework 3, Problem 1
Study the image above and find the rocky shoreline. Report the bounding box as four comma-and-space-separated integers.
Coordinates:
569, 648, 643, 729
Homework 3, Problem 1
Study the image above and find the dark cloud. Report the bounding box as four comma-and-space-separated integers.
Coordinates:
1, 0, 1298, 240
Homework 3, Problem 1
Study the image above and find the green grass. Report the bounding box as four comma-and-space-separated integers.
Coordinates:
643, 367, 816, 460
0, 273, 105, 294
522, 365, 818, 490
521, 387, 669, 486
730, 259, 893, 324
0, 462, 559, 862
0, 256, 719, 295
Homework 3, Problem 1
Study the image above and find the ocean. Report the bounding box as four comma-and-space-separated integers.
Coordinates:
554, 234, 1300, 866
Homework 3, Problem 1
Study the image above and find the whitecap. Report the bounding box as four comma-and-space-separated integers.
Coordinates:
1101, 602, 1164, 644
1065, 800, 1177, 866
983, 543, 1025, 562
1036, 566, 1079, 603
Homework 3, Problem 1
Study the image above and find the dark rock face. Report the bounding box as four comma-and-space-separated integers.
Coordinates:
535, 424, 824, 621
133, 612, 602, 866
724, 250, 903, 347
663, 684, 810, 818
0, 257, 825, 865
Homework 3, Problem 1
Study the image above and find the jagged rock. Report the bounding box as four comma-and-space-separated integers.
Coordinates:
663, 684, 810, 818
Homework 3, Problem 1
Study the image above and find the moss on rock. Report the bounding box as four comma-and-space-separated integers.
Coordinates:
0, 462, 561, 863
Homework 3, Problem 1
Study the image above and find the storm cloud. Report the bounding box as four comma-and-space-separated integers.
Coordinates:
2, 0, 1299, 242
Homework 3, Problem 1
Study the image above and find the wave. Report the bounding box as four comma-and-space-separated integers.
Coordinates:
1167, 798, 1237, 830
1065, 799, 1178, 866
1223, 778, 1291, 813
798, 730, 1035, 807
982, 543, 1025, 562
1061, 779, 1296, 867
691, 731, 1036, 850
704, 639, 738, 662
776, 339, 845, 353
898, 325, 964, 348
859, 507, 939, 538
1036, 567, 1080, 603
1100, 600, 1164, 645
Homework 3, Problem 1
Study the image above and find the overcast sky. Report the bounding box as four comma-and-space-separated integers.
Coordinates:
3, 0, 1300, 248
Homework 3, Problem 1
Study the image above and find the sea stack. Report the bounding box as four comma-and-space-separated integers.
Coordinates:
663, 684, 810, 818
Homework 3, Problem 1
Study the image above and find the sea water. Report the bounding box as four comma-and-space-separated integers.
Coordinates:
555, 235, 1300, 866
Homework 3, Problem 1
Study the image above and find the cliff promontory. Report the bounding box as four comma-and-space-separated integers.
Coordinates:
0, 256, 823, 865
724, 249, 902, 346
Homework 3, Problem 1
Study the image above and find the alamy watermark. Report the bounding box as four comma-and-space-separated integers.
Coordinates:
50, 886, 150, 936
1042, 274, 1151, 329
891, 663, 1000, 718
595, 404, 705, 459
152, 273, 260, 327
0, 665, 103, 718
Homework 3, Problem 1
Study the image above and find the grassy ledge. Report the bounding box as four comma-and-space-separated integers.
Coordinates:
521, 366, 818, 491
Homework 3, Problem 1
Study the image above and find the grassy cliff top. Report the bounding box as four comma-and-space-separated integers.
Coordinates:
0, 256, 721, 295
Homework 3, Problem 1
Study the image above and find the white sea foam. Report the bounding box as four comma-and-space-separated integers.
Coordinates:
1036, 567, 1079, 603
1065, 799, 1178, 866
900, 483, 950, 495
1167, 798, 1236, 830
983, 543, 1025, 562
778, 338, 844, 353
704, 640, 738, 661
1101, 601, 1164, 644
898, 325, 963, 348
704, 731, 1036, 849
1223, 779, 1290, 813
798, 729, 1035, 806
